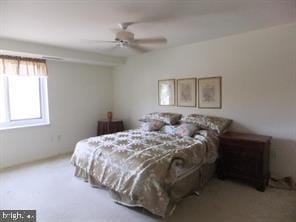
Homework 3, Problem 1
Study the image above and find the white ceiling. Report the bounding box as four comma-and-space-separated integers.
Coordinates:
0, 0, 295, 57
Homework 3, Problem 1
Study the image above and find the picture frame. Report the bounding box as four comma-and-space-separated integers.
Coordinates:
158, 79, 175, 106
177, 78, 196, 107
198, 76, 222, 109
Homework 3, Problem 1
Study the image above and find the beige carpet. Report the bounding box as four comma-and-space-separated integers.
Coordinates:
0, 155, 295, 222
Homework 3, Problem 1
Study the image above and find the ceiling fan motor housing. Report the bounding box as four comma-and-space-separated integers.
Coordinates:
115, 30, 134, 44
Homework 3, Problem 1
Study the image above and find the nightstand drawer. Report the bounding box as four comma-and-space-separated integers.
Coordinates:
223, 155, 260, 177
220, 142, 263, 159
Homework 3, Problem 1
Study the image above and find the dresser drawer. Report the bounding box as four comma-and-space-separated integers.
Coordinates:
223, 154, 260, 177
220, 142, 263, 159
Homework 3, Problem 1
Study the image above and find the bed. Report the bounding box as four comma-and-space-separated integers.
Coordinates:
71, 128, 219, 217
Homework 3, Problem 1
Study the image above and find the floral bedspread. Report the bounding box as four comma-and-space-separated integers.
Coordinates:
71, 129, 217, 217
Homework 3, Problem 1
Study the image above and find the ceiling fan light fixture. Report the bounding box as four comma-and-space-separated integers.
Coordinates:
115, 30, 134, 43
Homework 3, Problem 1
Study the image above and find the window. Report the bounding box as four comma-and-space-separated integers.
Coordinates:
0, 75, 49, 130
0, 55, 49, 130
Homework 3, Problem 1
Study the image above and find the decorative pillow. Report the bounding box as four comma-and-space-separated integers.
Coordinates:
175, 123, 199, 137
180, 114, 232, 134
140, 120, 164, 132
196, 129, 219, 138
160, 125, 178, 135
139, 112, 182, 125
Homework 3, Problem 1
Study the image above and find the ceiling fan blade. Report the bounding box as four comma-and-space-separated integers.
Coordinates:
84, 40, 118, 44
118, 22, 136, 30
128, 44, 150, 53
133, 37, 167, 44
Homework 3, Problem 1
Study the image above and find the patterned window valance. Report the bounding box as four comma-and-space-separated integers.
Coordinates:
0, 55, 48, 76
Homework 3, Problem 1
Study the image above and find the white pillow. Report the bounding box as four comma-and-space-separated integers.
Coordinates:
160, 125, 178, 135
140, 120, 164, 131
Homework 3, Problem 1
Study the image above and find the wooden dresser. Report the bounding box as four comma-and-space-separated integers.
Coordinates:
97, 120, 124, 136
218, 131, 271, 191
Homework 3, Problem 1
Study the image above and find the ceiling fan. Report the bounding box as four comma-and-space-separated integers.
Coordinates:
89, 22, 167, 52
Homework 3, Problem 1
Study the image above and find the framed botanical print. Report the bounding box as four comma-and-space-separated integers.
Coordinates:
177, 78, 196, 107
158, 79, 175, 106
198, 76, 222, 109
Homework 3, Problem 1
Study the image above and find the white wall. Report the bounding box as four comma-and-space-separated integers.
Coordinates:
0, 61, 113, 168
113, 23, 296, 179
0, 37, 125, 66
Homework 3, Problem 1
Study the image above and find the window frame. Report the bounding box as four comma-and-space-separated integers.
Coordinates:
0, 75, 50, 130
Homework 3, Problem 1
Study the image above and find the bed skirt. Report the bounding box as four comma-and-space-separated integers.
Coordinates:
73, 162, 216, 217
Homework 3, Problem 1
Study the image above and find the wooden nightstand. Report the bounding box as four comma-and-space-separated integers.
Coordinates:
97, 120, 124, 136
218, 131, 271, 191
